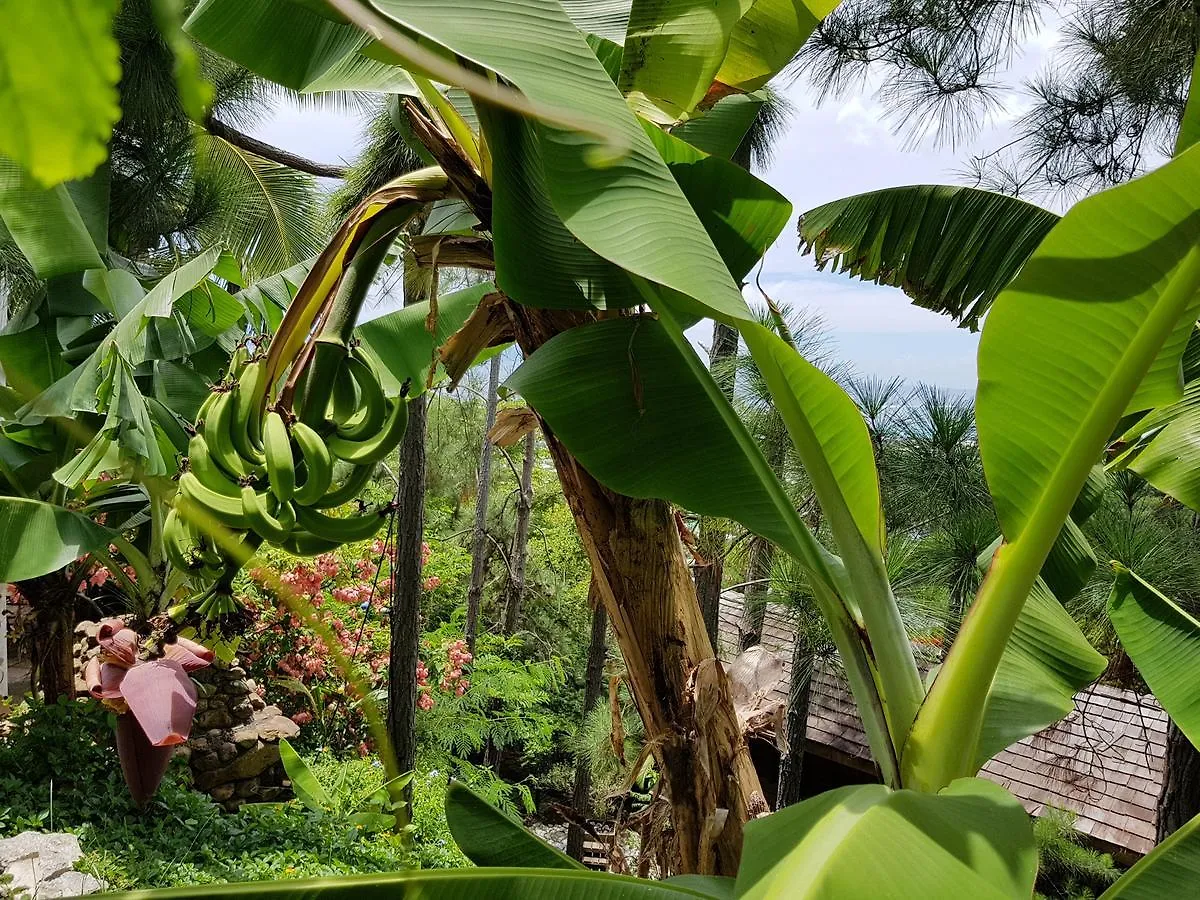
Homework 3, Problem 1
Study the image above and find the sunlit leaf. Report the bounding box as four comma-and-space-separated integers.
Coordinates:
0, 0, 121, 185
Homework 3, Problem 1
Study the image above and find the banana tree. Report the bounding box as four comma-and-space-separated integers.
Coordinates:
180, 0, 1200, 883
13, 0, 1200, 893
0, 157, 291, 695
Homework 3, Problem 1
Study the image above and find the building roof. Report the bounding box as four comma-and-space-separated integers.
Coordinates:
717, 592, 1166, 856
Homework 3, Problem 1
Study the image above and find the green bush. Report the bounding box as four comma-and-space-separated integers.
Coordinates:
0, 699, 474, 889
1034, 807, 1122, 900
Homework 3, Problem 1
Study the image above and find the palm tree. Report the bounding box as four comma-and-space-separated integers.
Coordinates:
695, 86, 795, 644
1070, 470, 1200, 841
719, 305, 840, 648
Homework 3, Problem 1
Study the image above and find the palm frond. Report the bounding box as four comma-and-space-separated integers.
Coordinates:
799, 184, 1059, 329
193, 132, 331, 282
330, 101, 425, 221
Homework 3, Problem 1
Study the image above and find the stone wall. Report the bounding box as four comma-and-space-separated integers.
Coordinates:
73, 622, 298, 811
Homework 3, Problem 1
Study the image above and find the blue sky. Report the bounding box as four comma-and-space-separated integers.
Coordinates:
251, 25, 1063, 393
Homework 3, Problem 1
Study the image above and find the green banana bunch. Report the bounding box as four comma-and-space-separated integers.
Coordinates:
168, 287, 412, 624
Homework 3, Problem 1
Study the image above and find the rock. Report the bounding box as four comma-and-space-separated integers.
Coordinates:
253, 714, 299, 742
195, 741, 280, 789
209, 784, 236, 802
261, 705, 283, 718
75, 621, 100, 639
195, 708, 233, 729
257, 786, 289, 802
193, 751, 222, 772
228, 666, 247, 678
217, 742, 238, 763
194, 681, 217, 699
0, 832, 106, 897
235, 779, 260, 799
249, 693, 266, 711
173, 745, 192, 764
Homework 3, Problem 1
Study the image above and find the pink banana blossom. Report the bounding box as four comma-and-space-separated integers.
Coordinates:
84, 619, 213, 806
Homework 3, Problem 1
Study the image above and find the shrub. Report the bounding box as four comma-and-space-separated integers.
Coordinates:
1034, 807, 1122, 900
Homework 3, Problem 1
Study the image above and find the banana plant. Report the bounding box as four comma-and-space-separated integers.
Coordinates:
181, 0, 1200, 887
12, 0, 1200, 894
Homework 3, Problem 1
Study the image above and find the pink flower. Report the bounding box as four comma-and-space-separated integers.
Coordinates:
88, 567, 111, 588
315, 554, 341, 579
370, 539, 396, 562
355, 559, 378, 580
422, 575, 441, 591
357, 742, 370, 757
420, 542, 432, 567
332, 587, 361, 605
417, 693, 434, 711
290, 710, 313, 725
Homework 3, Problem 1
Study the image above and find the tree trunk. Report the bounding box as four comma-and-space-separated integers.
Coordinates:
464, 353, 501, 655
777, 631, 813, 809
567, 581, 608, 862
503, 430, 537, 634
387, 254, 432, 806
693, 321, 740, 647
508, 305, 765, 877
739, 538, 775, 650
19, 573, 76, 703
1157, 717, 1200, 842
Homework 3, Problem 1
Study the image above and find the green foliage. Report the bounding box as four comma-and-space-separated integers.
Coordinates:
1034, 808, 1121, 900
416, 620, 567, 769
443, 781, 581, 870
0, 699, 417, 888
0, 0, 121, 186
573, 684, 645, 811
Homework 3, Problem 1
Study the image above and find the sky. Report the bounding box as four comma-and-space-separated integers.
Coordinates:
250, 25, 1063, 393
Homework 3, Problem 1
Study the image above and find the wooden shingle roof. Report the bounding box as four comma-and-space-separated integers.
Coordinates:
718, 592, 1166, 856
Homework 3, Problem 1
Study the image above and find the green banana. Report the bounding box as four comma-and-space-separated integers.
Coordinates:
297, 341, 346, 428
291, 420, 334, 506
241, 485, 297, 544
227, 345, 250, 379
178, 472, 251, 530
335, 354, 386, 441
327, 357, 360, 428
232, 359, 268, 461
163, 508, 203, 572
295, 503, 388, 544
313, 462, 376, 509
202, 390, 259, 480
262, 410, 297, 502
327, 396, 409, 465
280, 529, 343, 557
187, 435, 244, 498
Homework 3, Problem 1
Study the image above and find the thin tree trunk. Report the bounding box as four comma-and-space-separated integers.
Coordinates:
567, 582, 608, 862
508, 304, 765, 877
739, 538, 775, 650
465, 354, 501, 655
777, 631, 813, 809
503, 430, 537, 634
1157, 717, 1200, 841
387, 254, 432, 807
20, 573, 76, 703
694, 321, 740, 647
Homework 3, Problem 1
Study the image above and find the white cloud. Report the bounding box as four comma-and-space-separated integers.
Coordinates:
834, 97, 889, 146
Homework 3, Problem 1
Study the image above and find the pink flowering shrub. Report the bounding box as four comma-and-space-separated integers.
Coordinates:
235, 539, 472, 754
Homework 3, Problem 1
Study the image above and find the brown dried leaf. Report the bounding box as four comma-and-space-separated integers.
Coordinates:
437, 290, 513, 388
488, 406, 538, 447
